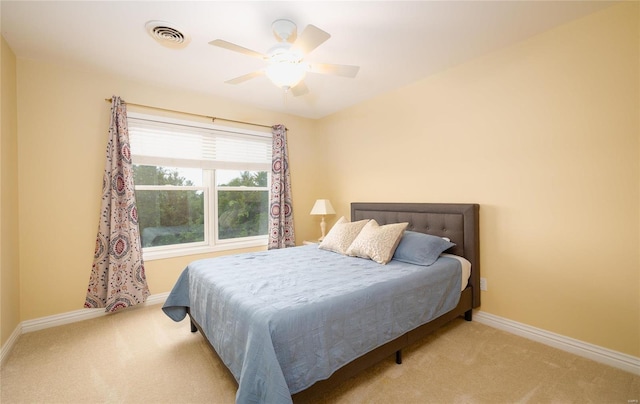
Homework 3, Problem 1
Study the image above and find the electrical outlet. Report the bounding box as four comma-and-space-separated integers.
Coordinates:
480, 277, 487, 291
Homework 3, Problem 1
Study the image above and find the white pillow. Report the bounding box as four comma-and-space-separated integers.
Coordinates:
346, 220, 408, 264
318, 217, 369, 255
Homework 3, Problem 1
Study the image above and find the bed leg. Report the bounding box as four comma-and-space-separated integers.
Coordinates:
464, 309, 472, 321
190, 319, 197, 333
395, 350, 402, 365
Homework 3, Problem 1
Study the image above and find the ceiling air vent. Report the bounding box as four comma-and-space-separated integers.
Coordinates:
145, 20, 190, 49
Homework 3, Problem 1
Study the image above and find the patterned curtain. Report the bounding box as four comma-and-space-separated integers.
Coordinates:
85, 96, 150, 312
267, 124, 295, 249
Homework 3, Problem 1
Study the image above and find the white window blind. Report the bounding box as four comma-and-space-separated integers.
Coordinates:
128, 114, 272, 172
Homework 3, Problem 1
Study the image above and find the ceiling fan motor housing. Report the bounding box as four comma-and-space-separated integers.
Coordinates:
267, 42, 303, 63
272, 19, 297, 43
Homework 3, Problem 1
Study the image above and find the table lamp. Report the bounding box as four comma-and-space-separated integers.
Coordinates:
310, 199, 336, 241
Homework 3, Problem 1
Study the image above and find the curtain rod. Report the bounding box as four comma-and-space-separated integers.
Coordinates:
104, 98, 278, 130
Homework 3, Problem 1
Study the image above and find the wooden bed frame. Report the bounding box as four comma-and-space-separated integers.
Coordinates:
188, 202, 480, 402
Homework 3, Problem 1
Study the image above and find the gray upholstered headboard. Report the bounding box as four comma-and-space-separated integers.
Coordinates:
351, 202, 480, 308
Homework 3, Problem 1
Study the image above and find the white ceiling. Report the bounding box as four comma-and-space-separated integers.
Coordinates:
1, 1, 615, 119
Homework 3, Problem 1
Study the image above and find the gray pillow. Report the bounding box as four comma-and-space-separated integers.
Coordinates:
392, 231, 456, 266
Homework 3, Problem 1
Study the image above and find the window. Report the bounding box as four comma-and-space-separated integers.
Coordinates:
216, 170, 269, 240
128, 113, 272, 260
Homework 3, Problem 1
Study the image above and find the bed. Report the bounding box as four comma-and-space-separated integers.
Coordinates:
162, 202, 480, 403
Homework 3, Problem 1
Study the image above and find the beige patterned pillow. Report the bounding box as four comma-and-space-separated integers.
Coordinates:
346, 220, 408, 264
318, 217, 370, 255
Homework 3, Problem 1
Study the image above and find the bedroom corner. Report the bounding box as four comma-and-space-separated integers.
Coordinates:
1, 35, 20, 362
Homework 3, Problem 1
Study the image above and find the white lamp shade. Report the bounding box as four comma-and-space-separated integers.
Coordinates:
310, 199, 336, 215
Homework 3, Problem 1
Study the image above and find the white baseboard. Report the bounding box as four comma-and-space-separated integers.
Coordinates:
21, 292, 169, 333
0, 324, 22, 365
1, 292, 169, 365
474, 310, 640, 376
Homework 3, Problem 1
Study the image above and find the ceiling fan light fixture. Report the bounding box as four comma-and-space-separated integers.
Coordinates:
265, 42, 307, 90
265, 61, 307, 90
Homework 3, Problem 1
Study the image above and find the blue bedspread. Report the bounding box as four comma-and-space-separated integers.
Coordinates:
162, 244, 461, 404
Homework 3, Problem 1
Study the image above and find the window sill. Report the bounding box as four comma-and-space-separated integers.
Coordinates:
142, 239, 267, 261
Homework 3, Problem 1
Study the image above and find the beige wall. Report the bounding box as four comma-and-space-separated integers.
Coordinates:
1, 37, 20, 347
15, 59, 320, 321
318, 3, 639, 356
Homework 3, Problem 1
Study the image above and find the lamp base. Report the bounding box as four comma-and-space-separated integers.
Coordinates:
320, 216, 327, 240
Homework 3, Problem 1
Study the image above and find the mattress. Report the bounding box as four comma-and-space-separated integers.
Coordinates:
443, 253, 471, 291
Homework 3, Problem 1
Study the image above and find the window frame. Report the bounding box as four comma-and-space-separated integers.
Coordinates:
127, 112, 272, 261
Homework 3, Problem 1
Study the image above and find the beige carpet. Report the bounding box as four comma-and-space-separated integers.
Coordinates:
1, 304, 638, 403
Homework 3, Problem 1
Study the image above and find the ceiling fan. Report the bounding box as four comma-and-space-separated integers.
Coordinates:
209, 19, 360, 96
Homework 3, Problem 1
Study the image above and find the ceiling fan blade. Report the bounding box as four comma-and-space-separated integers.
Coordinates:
292, 25, 330, 55
225, 70, 264, 85
308, 63, 360, 78
290, 81, 309, 97
209, 39, 267, 59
